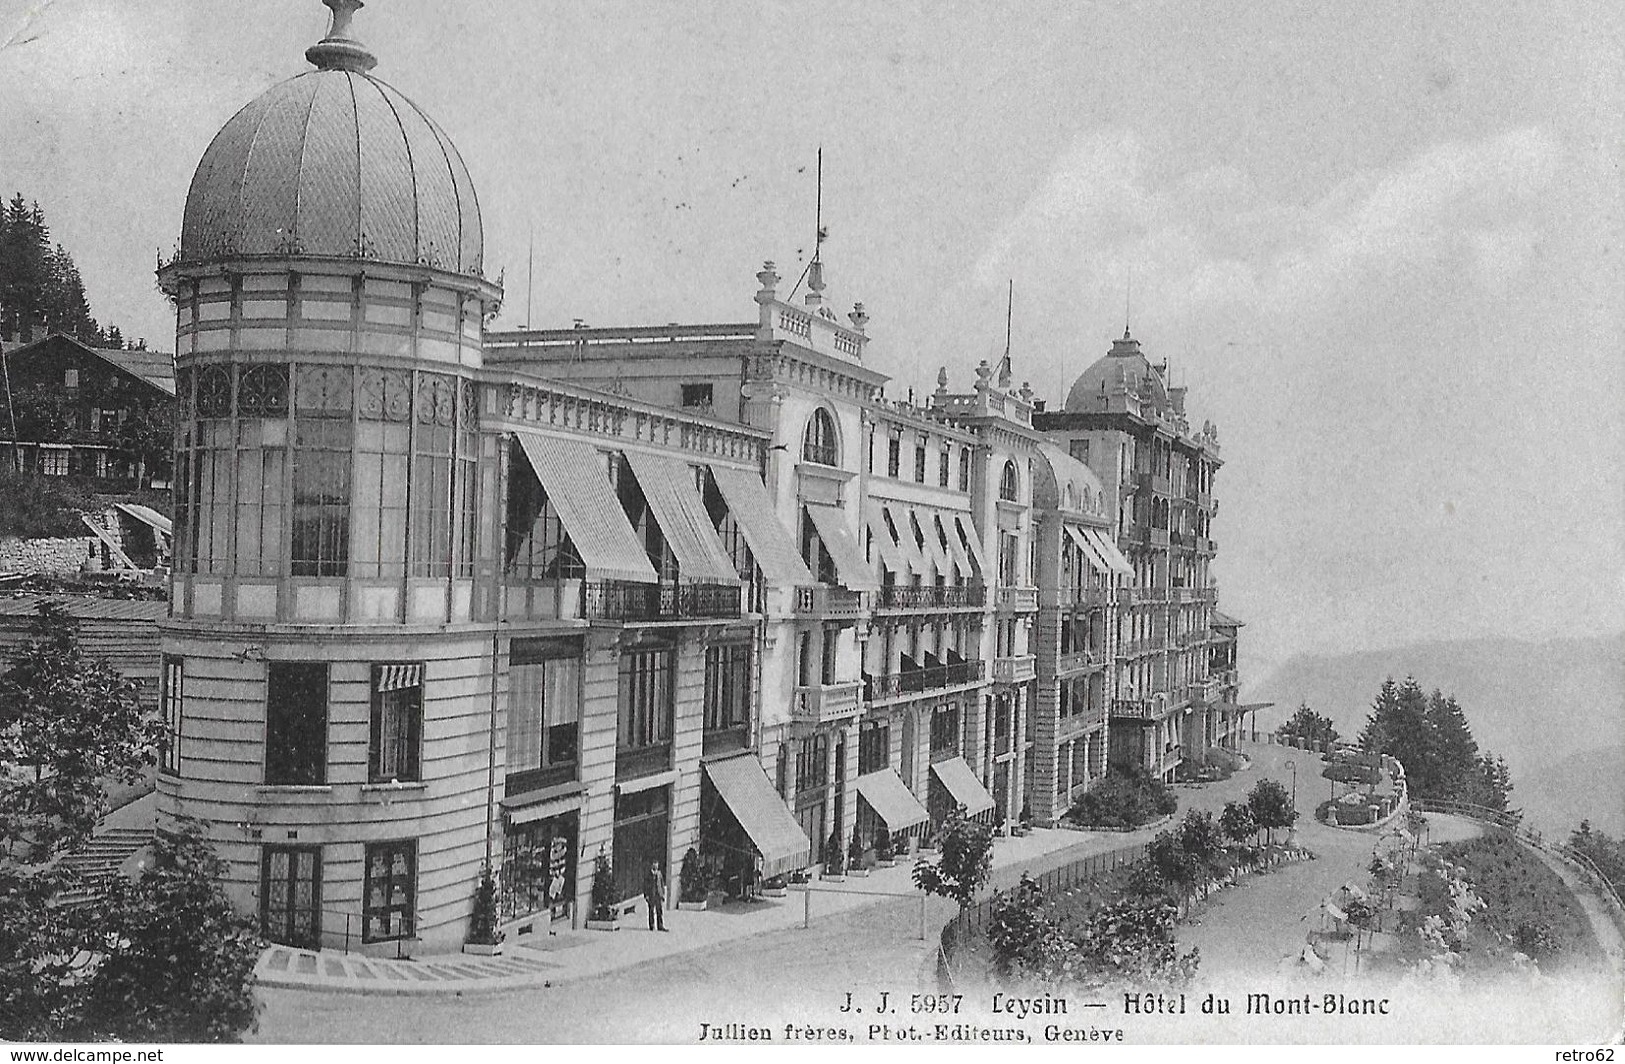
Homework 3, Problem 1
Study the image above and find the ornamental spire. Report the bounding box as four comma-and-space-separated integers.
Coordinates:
306, 0, 378, 74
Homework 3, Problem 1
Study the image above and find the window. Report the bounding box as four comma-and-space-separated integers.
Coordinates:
795, 733, 829, 793
958, 449, 971, 492
930, 704, 960, 755
802, 408, 838, 466
887, 436, 900, 478
797, 630, 814, 687
509, 642, 581, 792
40, 448, 68, 476
820, 626, 838, 685
369, 663, 423, 783
617, 646, 674, 775
504, 445, 583, 579
160, 655, 183, 776
913, 441, 927, 483
704, 642, 751, 733
265, 662, 328, 785
999, 460, 1018, 502
858, 718, 890, 775
362, 840, 416, 943
999, 532, 1019, 586
938, 448, 951, 488
64, 368, 79, 388
291, 366, 352, 576
352, 368, 409, 578
409, 374, 455, 578
681, 383, 714, 409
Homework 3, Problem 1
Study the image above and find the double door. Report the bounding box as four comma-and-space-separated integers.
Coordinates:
261, 845, 322, 949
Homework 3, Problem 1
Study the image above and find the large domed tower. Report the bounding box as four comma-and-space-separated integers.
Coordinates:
156, 0, 503, 954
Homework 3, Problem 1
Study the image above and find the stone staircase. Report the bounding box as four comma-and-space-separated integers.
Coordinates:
55, 825, 153, 905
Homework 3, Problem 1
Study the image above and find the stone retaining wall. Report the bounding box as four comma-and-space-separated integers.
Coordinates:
0, 534, 99, 575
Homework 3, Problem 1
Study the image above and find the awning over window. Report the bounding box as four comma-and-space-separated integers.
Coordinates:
861, 499, 912, 576
374, 663, 423, 693
703, 753, 813, 879
856, 769, 929, 832
805, 503, 880, 592
707, 465, 813, 587
929, 756, 997, 818
623, 449, 740, 585
913, 509, 953, 578
1082, 527, 1134, 577
941, 513, 975, 580
516, 433, 657, 583
1065, 524, 1110, 574
954, 514, 991, 579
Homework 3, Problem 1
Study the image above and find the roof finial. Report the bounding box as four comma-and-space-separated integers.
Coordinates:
306, 0, 377, 74
1124, 263, 1133, 339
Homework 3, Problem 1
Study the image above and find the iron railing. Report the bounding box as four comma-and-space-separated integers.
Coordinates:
580, 580, 740, 621
877, 584, 985, 609
865, 660, 982, 700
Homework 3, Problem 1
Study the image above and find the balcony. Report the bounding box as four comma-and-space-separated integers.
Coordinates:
1049, 585, 1111, 610
795, 584, 863, 620
1111, 698, 1157, 721
1194, 586, 1218, 602
1186, 679, 1216, 705
1170, 531, 1196, 551
991, 653, 1037, 685
996, 586, 1038, 612
1057, 649, 1099, 673
582, 580, 741, 622
864, 659, 983, 702
616, 743, 671, 780
1178, 628, 1208, 648
1135, 585, 1169, 604
793, 680, 863, 724
1149, 528, 1171, 548
702, 725, 750, 757
1192, 491, 1213, 511
1195, 536, 1216, 556
876, 584, 985, 611
1136, 472, 1172, 496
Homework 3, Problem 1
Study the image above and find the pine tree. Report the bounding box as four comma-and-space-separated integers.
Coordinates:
1426, 690, 1480, 796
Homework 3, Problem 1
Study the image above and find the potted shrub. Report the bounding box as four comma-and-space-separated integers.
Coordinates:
1013, 800, 1033, 837
585, 849, 620, 930
847, 826, 869, 877
761, 873, 789, 898
463, 865, 503, 955
821, 829, 846, 881
677, 847, 709, 911
875, 831, 897, 868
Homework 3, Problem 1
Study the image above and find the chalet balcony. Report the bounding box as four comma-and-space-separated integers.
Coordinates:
582, 580, 740, 622
793, 680, 862, 724
991, 653, 1037, 685
794, 584, 864, 620
864, 659, 983, 702
876, 584, 985, 610
995, 586, 1038, 612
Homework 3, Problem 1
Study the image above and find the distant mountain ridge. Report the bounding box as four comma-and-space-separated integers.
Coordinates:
1247, 633, 1624, 834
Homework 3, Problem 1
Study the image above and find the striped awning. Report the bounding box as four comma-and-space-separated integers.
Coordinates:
862, 499, 912, 576
954, 514, 991, 578
624, 449, 740, 585
930, 756, 997, 818
703, 753, 812, 880
856, 769, 929, 832
940, 512, 976, 581
1082, 527, 1134, 577
375, 663, 423, 693
805, 503, 880, 592
515, 433, 658, 584
1065, 523, 1111, 574
706, 466, 813, 587
914, 510, 954, 578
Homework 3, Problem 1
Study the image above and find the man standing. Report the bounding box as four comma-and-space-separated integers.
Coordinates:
643, 859, 667, 931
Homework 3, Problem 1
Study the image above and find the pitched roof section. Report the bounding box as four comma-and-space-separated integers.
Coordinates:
1, 334, 175, 398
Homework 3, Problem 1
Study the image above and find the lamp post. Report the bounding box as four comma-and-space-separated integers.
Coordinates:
1284, 759, 1297, 810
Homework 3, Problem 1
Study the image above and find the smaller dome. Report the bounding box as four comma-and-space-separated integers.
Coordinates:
1033, 442, 1107, 516
1063, 329, 1167, 414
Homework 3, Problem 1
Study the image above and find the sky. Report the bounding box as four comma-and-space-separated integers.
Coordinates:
2, 0, 1620, 679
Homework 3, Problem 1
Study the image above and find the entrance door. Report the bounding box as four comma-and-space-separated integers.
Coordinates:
261, 845, 321, 949
613, 787, 670, 902
993, 761, 1011, 823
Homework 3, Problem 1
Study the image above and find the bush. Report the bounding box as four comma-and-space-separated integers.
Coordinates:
1069, 763, 1177, 829
847, 826, 865, 870
679, 848, 707, 903
466, 866, 499, 945
823, 830, 845, 876
875, 830, 895, 863
0, 471, 100, 538
589, 850, 616, 921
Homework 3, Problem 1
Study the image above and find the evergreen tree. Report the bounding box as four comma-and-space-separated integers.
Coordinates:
1277, 702, 1339, 745
0, 193, 126, 344
1426, 690, 1480, 795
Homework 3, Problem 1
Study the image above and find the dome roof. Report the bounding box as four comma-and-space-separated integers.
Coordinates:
1063, 329, 1167, 413
178, 4, 482, 277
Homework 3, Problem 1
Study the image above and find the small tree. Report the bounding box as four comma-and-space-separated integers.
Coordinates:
1277, 702, 1339, 747
589, 849, 616, 921
0, 602, 159, 860
823, 829, 845, 876
847, 825, 865, 871
1177, 810, 1228, 895
1219, 800, 1258, 849
467, 865, 500, 945
987, 874, 1073, 980
679, 847, 707, 903
70, 822, 263, 1043
913, 807, 994, 908
1247, 778, 1297, 846
875, 829, 895, 863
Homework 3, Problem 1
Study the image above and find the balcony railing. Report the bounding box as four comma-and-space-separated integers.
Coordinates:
1170, 531, 1196, 550
1135, 585, 1169, 604
793, 681, 862, 724
1111, 698, 1157, 720
1136, 472, 1172, 495
582, 580, 740, 621
995, 586, 1038, 612
991, 653, 1037, 684
616, 743, 671, 780
1050, 585, 1111, 610
702, 725, 750, 757
877, 584, 985, 610
1057, 649, 1098, 673
794, 584, 863, 619
1195, 536, 1216, 555
1149, 528, 1171, 548
864, 659, 982, 701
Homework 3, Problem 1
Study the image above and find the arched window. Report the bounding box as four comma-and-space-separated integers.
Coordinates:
999, 460, 1018, 502
802, 408, 838, 466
